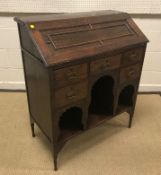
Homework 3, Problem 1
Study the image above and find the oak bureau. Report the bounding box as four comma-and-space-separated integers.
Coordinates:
14, 10, 148, 170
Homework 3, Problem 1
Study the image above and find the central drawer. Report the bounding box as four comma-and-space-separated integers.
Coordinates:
55, 81, 88, 108
54, 63, 87, 88
90, 54, 121, 75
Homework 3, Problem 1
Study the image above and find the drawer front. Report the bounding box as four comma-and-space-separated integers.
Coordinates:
90, 55, 121, 75
55, 81, 88, 108
54, 63, 87, 88
122, 47, 144, 66
120, 64, 142, 84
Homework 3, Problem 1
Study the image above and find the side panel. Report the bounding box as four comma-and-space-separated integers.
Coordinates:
22, 50, 52, 140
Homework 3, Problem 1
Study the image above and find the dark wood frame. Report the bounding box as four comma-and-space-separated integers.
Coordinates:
14, 11, 149, 170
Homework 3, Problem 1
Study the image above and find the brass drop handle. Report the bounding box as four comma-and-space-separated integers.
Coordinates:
105, 59, 111, 67
66, 88, 76, 100
100, 59, 111, 70
129, 53, 137, 61
128, 70, 135, 77
67, 69, 77, 80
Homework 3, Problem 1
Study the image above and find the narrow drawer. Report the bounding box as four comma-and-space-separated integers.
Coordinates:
122, 47, 144, 66
55, 81, 88, 108
120, 64, 142, 84
90, 55, 121, 75
54, 63, 87, 88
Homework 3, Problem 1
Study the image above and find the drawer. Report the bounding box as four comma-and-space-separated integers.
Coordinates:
55, 81, 88, 108
122, 47, 144, 66
90, 54, 121, 75
54, 63, 87, 88
120, 64, 142, 84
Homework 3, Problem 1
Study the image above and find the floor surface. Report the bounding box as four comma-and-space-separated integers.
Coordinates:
0, 92, 160, 175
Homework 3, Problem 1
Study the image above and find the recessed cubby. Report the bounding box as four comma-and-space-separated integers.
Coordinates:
89, 75, 114, 115
88, 76, 114, 128
117, 85, 135, 113
58, 107, 83, 141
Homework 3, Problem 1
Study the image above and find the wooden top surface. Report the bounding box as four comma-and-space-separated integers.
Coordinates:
15, 10, 148, 67
14, 10, 125, 23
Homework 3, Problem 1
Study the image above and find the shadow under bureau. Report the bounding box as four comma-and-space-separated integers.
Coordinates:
14, 10, 148, 170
